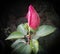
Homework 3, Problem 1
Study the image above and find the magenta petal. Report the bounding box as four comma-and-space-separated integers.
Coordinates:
26, 5, 40, 30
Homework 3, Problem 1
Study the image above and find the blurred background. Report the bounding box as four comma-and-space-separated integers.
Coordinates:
0, 0, 60, 54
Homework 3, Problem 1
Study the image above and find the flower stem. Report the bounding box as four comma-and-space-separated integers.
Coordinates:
29, 26, 30, 35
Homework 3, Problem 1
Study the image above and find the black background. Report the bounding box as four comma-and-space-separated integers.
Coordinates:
0, 0, 60, 54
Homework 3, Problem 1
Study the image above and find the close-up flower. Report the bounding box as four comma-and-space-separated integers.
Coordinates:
5, 4, 56, 54
26, 5, 40, 30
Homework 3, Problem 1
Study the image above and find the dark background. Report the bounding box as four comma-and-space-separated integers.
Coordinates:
0, 0, 60, 54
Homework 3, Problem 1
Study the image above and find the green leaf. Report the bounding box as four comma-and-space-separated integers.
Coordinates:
12, 42, 25, 54
32, 25, 56, 39
24, 23, 29, 32
5, 31, 24, 40
30, 39, 39, 54
24, 23, 36, 33
17, 24, 27, 35
12, 42, 31, 54
11, 39, 26, 48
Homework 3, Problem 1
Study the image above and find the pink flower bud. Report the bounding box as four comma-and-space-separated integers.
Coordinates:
26, 5, 40, 30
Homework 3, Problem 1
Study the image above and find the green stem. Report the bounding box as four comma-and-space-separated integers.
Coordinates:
29, 26, 30, 35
